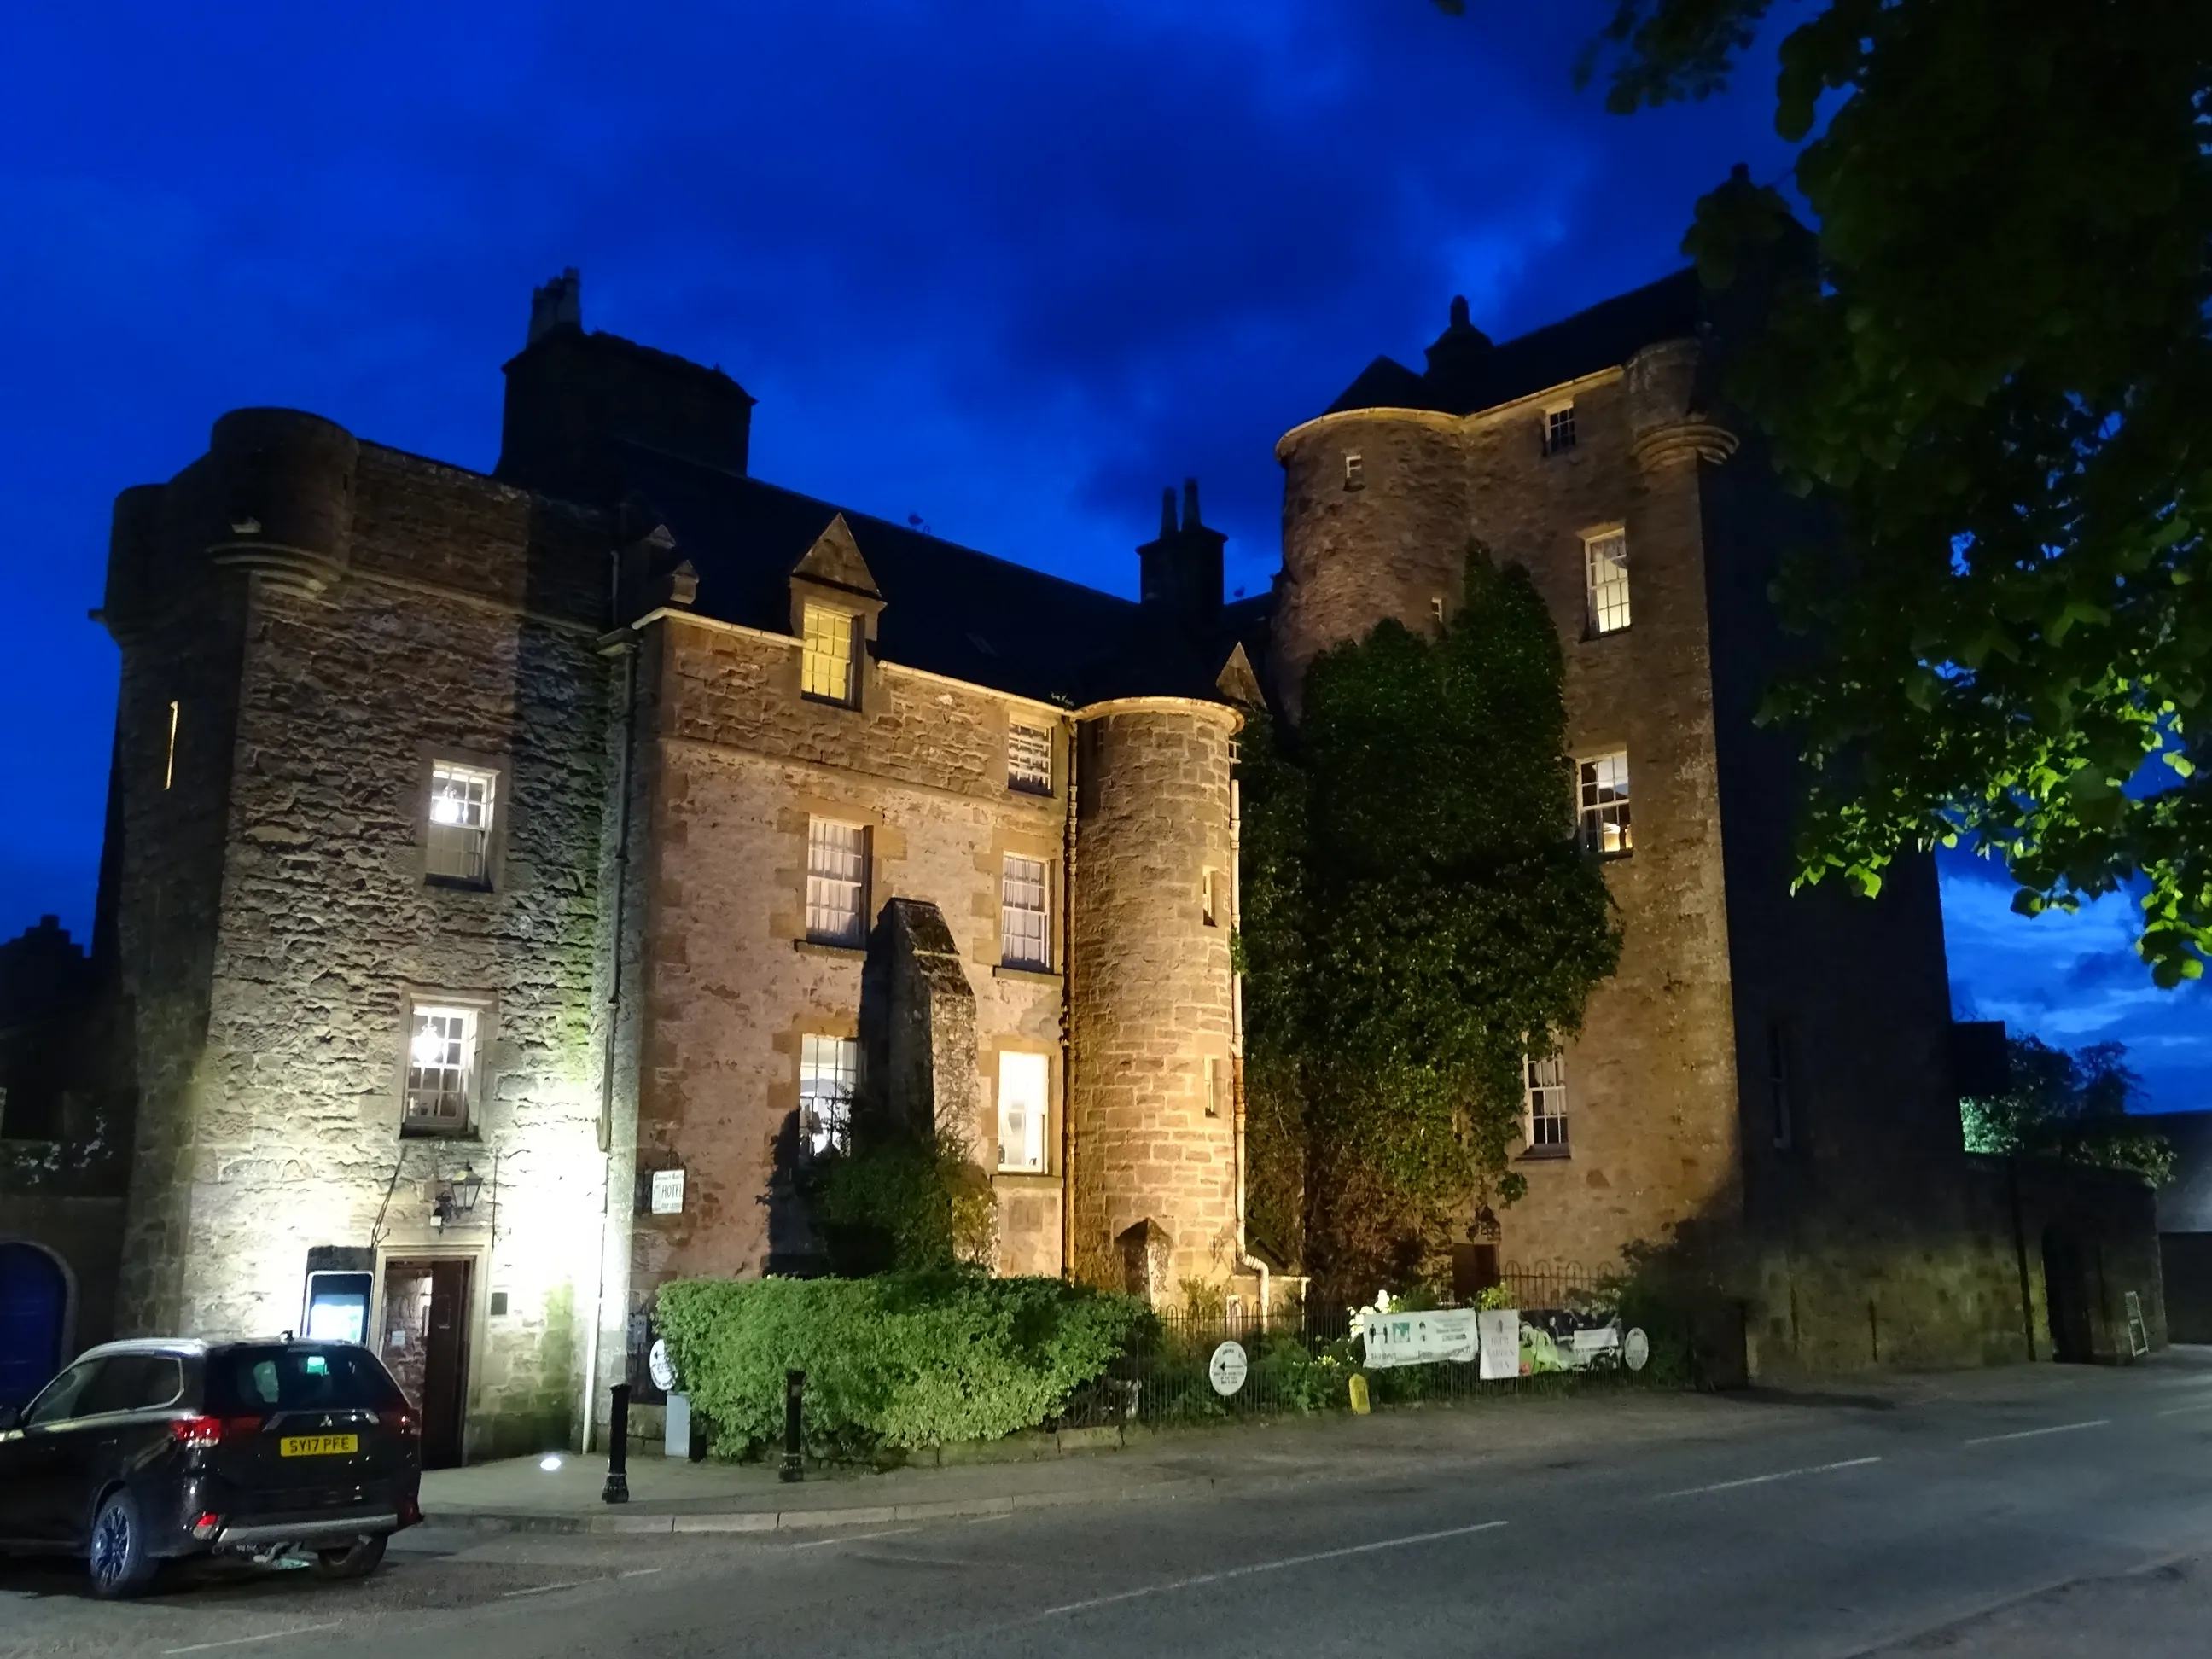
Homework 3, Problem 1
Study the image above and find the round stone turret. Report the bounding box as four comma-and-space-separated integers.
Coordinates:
1272, 410, 1469, 713
1625, 338, 1738, 472
1068, 697, 1241, 1301
203, 409, 360, 596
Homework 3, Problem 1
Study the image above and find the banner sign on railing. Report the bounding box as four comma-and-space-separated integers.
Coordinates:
1359, 1307, 1478, 1368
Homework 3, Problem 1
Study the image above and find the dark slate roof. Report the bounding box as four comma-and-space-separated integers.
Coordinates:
1320, 268, 1706, 422
611, 440, 1242, 707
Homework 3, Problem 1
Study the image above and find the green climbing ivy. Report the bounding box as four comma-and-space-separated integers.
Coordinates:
1240, 550, 1623, 1297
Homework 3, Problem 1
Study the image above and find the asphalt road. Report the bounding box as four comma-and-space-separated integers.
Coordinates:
8, 1354, 2212, 1659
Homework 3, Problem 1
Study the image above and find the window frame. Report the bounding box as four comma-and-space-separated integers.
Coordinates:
1543, 401, 1578, 457
1523, 1052, 1569, 1155
800, 602, 860, 707
398, 988, 496, 1138
1583, 527, 1631, 637
1575, 751, 1633, 858
1000, 853, 1051, 971
995, 1048, 1051, 1173
1007, 721, 1055, 795
805, 818, 870, 948
1767, 1017, 1796, 1150
416, 748, 509, 892
799, 1033, 860, 1160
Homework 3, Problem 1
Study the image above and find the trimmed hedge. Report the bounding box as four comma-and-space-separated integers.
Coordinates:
655, 1272, 1150, 1458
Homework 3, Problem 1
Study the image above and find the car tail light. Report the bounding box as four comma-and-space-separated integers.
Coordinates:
190, 1511, 224, 1540
175, 1415, 264, 1447
381, 1407, 420, 1438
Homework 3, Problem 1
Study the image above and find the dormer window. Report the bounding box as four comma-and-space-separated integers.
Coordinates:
1008, 722, 1053, 794
801, 603, 858, 705
1343, 451, 1365, 490
1544, 404, 1577, 457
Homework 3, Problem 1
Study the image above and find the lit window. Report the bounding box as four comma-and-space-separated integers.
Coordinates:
806, 819, 867, 946
800, 1034, 859, 1158
426, 761, 498, 885
405, 1005, 478, 1130
1201, 868, 1225, 928
1525, 1053, 1568, 1150
997, 1050, 1049, 1173
801, 603, 857, 704
1002, 854, 1050, 970
1544, 404, 1577, 457
1768, 1019, 1795, 1150
1577, 752, 1633, 856
1344, 451, 1365, 489
1204, 1055, 1225, 1119
1585, 530, 1630, 635
1008, 722, 1053, 795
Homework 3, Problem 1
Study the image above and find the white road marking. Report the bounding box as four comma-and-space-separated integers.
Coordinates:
499, 1580, 584, 1598
619, 1566, 664, 1577
1031, 1519, 1508, 1620
792, 1527, 919, 1550
1657, 1456, 1883, 1499
1963, 1419, 2110, 1447
2157, 1400, 2212, 1417
163, 1627, 342, 1656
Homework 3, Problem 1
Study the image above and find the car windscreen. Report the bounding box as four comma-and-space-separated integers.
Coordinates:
204, 1346, 406, 1413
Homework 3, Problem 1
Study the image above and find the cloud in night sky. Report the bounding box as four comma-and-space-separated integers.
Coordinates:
0, 3, 2197, 1104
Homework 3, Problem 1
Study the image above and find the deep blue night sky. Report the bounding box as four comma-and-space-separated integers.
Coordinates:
2, 3, 2200, 1109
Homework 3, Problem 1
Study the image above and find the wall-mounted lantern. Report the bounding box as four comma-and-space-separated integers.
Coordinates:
432, 1164, 485, 1231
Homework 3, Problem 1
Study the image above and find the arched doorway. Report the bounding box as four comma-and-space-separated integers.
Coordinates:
0, 1242, 70, 1408
2042, 1225, 2096, 1364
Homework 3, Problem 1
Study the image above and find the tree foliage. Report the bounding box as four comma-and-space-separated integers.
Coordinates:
1240, 552, 1622, 1295
1445, 0, 2212, 987
1962, 1035, 2175, 1187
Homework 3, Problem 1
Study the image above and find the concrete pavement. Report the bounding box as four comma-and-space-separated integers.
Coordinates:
7, 1351, 2212, 1656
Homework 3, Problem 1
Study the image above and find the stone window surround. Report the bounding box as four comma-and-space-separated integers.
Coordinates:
1000, 853, 1051, 971
1581, 522, 1631, 638
394, 985, 498, 1140
414, 743, 512, 894
804, 817, 871, 948
786, 576, 887, 713
1522, 1051, 1569, 1158
983, 1037, 1060, 1179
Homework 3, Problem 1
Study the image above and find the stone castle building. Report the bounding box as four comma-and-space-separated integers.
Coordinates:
4, 262, 2161, 1447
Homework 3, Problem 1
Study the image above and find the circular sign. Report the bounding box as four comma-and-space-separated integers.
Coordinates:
1208, 1341, 1249, 1398
647, 1338, 678, 1393
1623, 1327, 1650, 1373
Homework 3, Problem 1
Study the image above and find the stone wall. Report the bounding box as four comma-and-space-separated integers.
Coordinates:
104, 418, 617, 1457
1066, 701, 1242, 1299
1273, 366, 1743, 1276
624, 613, 1069, 1302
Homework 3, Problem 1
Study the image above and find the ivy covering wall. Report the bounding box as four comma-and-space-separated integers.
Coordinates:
1241, 551, 1623, 1298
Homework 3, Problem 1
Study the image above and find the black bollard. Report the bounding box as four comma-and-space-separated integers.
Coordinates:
602, 1382, 631, 1504
780, 1369, 805, 1483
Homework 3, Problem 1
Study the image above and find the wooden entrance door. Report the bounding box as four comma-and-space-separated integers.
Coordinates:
382, 1258, 473, 1467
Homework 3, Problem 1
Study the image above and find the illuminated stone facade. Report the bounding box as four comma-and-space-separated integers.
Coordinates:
69, 263, 2133, 1453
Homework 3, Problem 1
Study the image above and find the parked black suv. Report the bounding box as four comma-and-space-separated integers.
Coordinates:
0, 1337, 422, 1597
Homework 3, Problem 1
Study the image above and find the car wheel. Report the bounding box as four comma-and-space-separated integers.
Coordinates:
87, 1488, 160, 1600
309, 1532, 388, 1580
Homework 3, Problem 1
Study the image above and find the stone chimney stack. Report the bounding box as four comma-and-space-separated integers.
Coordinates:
527, 268, 583, 345
1137, 476, 1225, 632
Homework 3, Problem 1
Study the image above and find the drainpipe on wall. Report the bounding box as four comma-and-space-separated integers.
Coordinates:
580, 622, 641, 1455
1060, 713, 1079, 1282
1227, 774, 1269, 1324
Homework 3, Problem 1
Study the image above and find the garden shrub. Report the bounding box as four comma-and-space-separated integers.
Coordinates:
655, 1272, 1150, 1458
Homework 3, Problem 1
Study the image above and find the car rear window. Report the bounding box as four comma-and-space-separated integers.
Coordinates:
205, 1346, 406, 1413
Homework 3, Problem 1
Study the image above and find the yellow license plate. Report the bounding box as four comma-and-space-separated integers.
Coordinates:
279, 1434, 358, 1458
